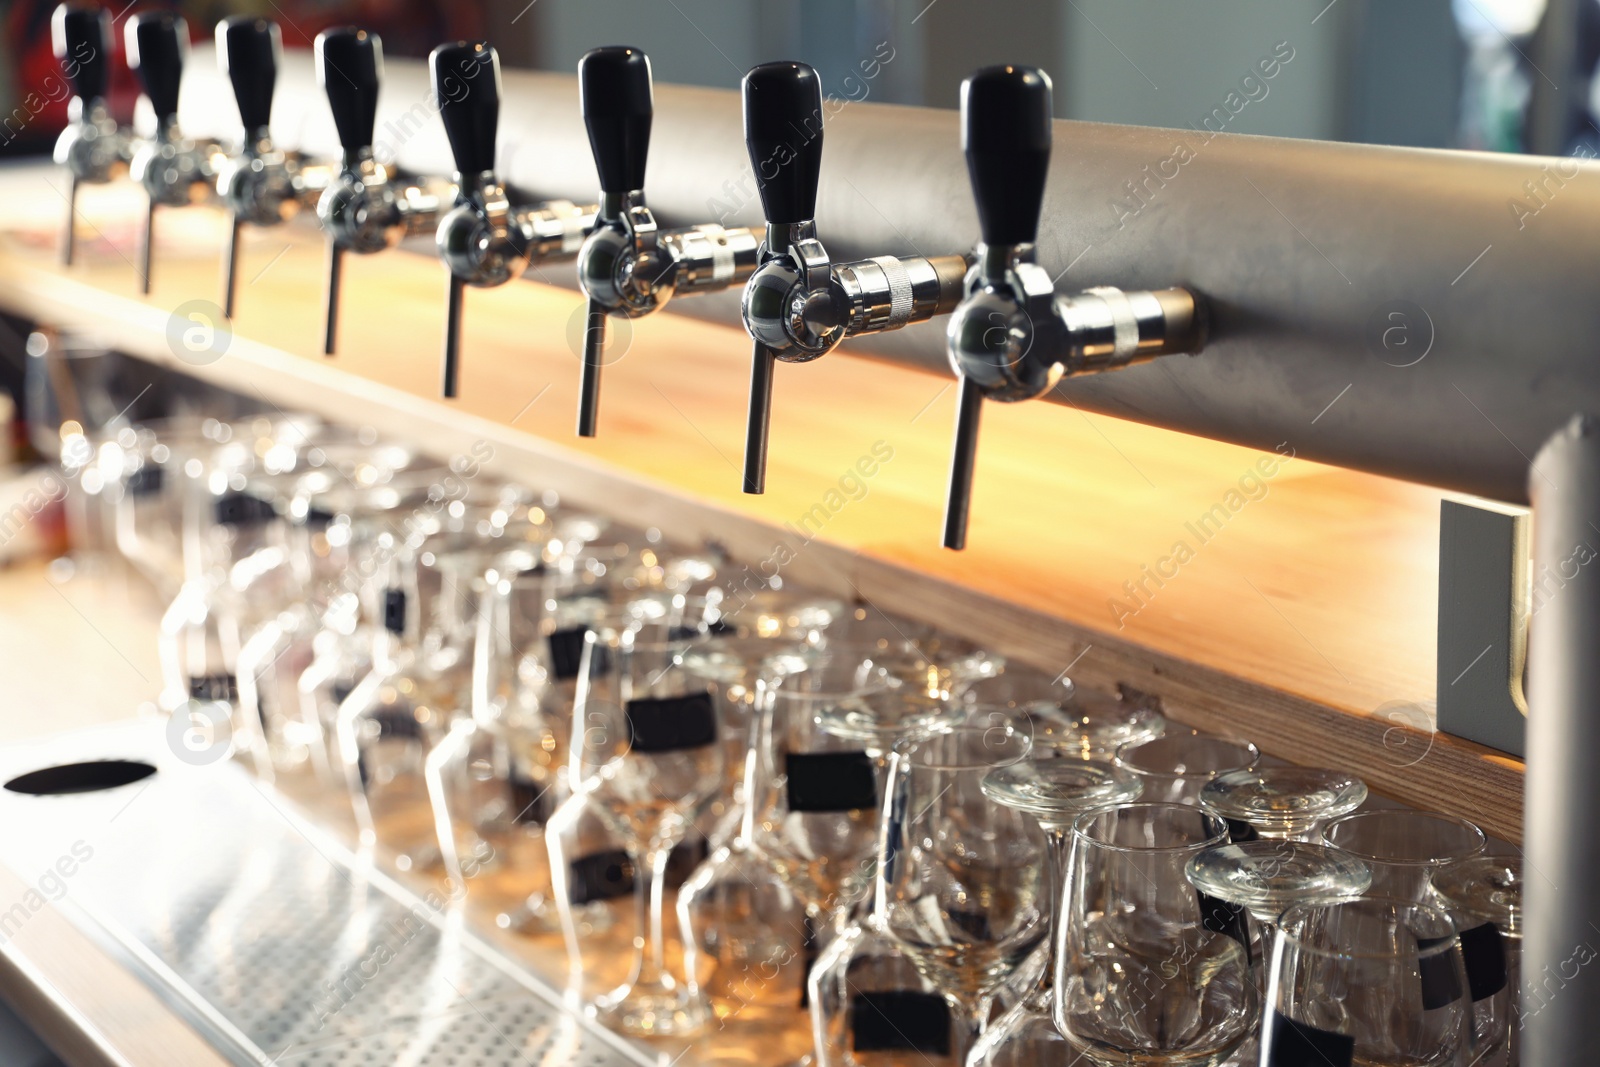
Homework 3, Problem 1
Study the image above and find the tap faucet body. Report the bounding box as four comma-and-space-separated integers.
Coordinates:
940, 66, 1206, 550
315, 28, 448, 355
431, 41, 598, 398
572, 46, 760, 436
737, 61, 968, 495
215, 17, 332, 319
52, 3, 129, 266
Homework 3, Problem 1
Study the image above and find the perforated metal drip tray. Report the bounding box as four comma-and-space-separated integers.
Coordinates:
0, 721, 657, 1067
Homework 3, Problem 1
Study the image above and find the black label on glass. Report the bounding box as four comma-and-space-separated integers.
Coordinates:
548, 626, 590, 682
383, 589, 406, 635
1225, 818, 1261, 844
189, 673, 238, 702
665, 835, 709, 889
1197, 890, 1253, 966
569, 849, 635, 905
1458, 921, 1508, 1001
785, 751, 878, 813
1415, 933, 1465, 1010
508, 772, 554, 827
1263, 1010, 1353, 1067
850, 991, 951, 1055
625, 692, 716, 753
127, 465, 163, 497
301, 506, 335, 529
373, 707, 423, 741
331, 680, 355, 706
214, 491, 275, 527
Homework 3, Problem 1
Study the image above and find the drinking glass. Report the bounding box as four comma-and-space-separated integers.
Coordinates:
961, 670, 1165, 761
823, 606, 1003, 702
966, 758, 1142, 1067
1321, 810, 1487, 900
1433, 856, 1522, 1066
575, 610, 726, 1035
1200, 766, 1367, 841
1114, 727, 1260, 804
1261, 897, 1474, 1067
876, 725, 1047, 1065
796, 656, 971, 1067
424, 554, 577, 921
1054, 803, 1254, 1066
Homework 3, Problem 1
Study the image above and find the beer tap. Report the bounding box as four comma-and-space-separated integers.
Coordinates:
573, 46, 759, 436
215, 17, 331, 320
316, 28, 446, 355
941, 66, 1206, 550
739, 61, 969, 494
432, 42, 597, 399
53, 2, 127, 267
126, 12, 217, 294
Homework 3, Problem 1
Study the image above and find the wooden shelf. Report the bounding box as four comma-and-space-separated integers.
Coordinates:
0, 171, 1523, 842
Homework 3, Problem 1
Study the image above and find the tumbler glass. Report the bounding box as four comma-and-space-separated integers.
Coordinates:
1261, 897, 1474, 1067
1054, 803, 1254, 1065
1321, 810, 1487, 900
1433, 855, 1523, 1066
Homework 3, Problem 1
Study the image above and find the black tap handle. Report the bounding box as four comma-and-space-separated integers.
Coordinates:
52, 4, 111, 104
317, 27, 382, 160
742, 61, 823, 226
126, 12, 186, 124
579, 46, 652, 195
962, 65, 1052, 247
217, 17, 281, 138
431, 41, 500, 180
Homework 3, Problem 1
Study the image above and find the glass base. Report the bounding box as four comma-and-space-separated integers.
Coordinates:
593, 978, 710, 1037
968, 991, 1065, 1067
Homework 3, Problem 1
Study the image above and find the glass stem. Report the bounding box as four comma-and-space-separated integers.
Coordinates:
634, 843, 675, 988
950, 996, 989, 1067
1036, 826, 1069, 995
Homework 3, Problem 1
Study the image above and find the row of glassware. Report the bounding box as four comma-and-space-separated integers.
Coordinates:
69, 409, 1523, 1067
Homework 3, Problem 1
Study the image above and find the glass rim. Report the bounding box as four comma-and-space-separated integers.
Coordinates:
1071, 801, 1229, 853
1112, 730, 1261, 780
1275, 895, 1463, 961
890, 723, 1032, 770
1319, 809, 1487, 867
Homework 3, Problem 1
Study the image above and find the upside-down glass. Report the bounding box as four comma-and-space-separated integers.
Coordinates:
1433, 856, 1523, 1066
424, 555, 579, 919
1262, 897, 1474, 1067
1200, 766, 1368, 841
876, 726, 1047, 1066
573, 611, 725, 1036
1114, 727, 1261, 804
1321, 809, 1488, 901
1054, 803, 1254, 1066
966, 758, 1143, 1067
960, 670, 1165, 761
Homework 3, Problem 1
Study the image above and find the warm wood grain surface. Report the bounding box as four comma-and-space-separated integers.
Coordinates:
0, 169, 1525, 843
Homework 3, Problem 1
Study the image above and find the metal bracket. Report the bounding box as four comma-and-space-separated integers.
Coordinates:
1434, 498, 1529, 757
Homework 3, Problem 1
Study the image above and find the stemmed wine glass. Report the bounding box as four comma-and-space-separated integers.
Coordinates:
960, 670, 1165, 761
1054, 803, 1255, 1065
876, 725, 1048, 1066
571, 605, 725, 1036
1200, 766, 1367, 841
1114, 727, 1260, 804
966, 757, 1143, 1067
1261, 897, 1474, 1067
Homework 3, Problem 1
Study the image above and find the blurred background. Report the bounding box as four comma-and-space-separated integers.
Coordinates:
2, 0, 1596, 159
